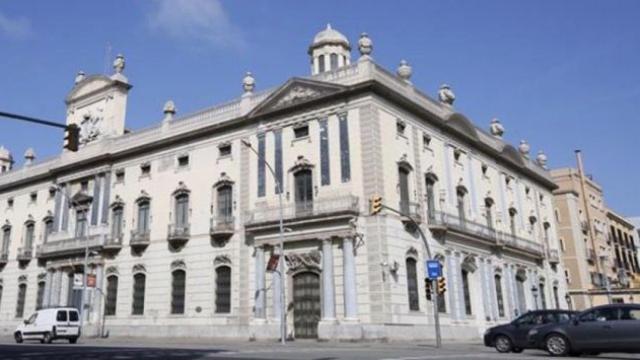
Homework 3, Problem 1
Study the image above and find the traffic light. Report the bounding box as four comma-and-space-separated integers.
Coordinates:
370, 196, 383, 215
425, 278, 433, 301
437, 277, 446, 295
64, 124, 80, 152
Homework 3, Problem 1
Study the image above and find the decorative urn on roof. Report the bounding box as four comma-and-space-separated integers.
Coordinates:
242, 71, 255, 94
518, 140, 531, 158
163, 100, 176, 122
397, 60, 412, 83
74, 71, 86, 85
438, 84, 455, 105
536, 150, 548, 168
358, 32, 373, 57
489, 118, 505, 138
24, 148, 36, 166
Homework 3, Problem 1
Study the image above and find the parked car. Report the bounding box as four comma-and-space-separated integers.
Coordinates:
484, 309, 576, 353
528, 304, 640, 356
14, 307, 81, 344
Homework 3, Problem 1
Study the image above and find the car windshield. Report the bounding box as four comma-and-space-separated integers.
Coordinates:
26, 313, 37, 324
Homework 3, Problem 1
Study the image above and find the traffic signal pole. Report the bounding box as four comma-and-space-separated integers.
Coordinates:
0, 111, 79, 151
371, 199, 442, 348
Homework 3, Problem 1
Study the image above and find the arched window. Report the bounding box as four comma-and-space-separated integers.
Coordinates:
24, 222, 35, 249
137, 200, 150, 234
104, 275, 118, 316
539, 281, 547, 309
215, 266, 231, 314
461, 269, 472, 315
171, 269, 186, 314
398, 167, 411, 214
111, 205, 124, 240
425, 175, 437, 220
318, 54, 325, 73
217, 185, 233, 221
15, 283, 27, 318
174, 193, 189, 228
294, 169, 313, 215
485, 198, 494, 230
36, 281, 45, 310
132, 273, 146, 315
330, 53, 338, 70
495, 274, 505, 317
553, 285, 560, 309
515, 272, 526, 315
406, 258, 419, 311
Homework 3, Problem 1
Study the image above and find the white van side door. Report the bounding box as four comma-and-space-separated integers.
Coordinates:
55, 310, 69, 336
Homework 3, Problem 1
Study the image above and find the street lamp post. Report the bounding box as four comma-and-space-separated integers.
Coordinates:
241, 139, 287, 345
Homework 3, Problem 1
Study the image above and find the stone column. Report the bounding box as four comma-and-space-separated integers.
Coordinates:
43, 270, 53, 308
321, 238, 336, 320
342, 237, 358, 320
254, 246, 266, 319
59, 269, 70, 306
52, 269, 62, 306
91, 264, 104, 324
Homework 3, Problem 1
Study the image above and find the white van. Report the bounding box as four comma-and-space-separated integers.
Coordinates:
14, 307, 81, 344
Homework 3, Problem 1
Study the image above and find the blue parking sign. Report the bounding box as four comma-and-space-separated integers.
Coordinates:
426, 260, 442, 279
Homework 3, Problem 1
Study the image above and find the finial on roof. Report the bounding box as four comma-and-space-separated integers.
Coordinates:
536, 150, 548, 169
489, 118, 505, 138
74, 71, 86, 85
358, 32, 373, 58
113, 54, 125, 74
242, 71, 255, 94
397, 60, 412, 83
24, 148, 36, 166
518, 140, 530, 158
326, 23, 332, 30
438, 84, 456, 105
163, 100, 176, 122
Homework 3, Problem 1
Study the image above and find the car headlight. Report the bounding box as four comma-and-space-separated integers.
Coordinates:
528, 329, 539, 336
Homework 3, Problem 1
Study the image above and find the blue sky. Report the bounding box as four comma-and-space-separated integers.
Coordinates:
1, 1, 639, 216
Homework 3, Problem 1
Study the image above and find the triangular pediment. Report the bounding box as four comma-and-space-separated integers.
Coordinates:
65, 75, 131, 104
70, 191, 93, 207
249, 77, 347, 118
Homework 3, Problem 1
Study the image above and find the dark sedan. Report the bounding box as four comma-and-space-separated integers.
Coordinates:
483, 310, 576, 353
528, 303, 640, 356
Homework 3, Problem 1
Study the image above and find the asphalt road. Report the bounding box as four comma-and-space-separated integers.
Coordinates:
1, 338, 639, 360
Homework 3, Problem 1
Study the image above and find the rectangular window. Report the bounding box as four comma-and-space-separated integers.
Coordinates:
2, 228, 10, 254
339, 113, 351, 182
140, 163, 151, 177
495, 275, 505, 317
177, 155, 189, 167
423, 133, 432, 148
462, 270, 472, 315
7, 198, 13, 208
257, 134, 266, 197
217, 186, 233, 219
274, 130, 283, 194
115, 169, 125, 183
215, 266, 231, 313
15, 284, 26, 318
30, 192, 37, 203
319, 118, 330, 186
406, 258, 420, 311
36, 281, 45, 310
294, 124, 309, 139
137, 202, 150, 233
171, 270, 186, 314
25, 224, 34, 249
104, 276, 118, 316
132, 273, 146, 315
44, 220, 53, 243
75, 210, 87, 238
112, 207, 124, 239
219, 143, 232, 157
396, 119, 406, 136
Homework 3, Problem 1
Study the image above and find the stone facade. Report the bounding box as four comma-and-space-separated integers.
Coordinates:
0, 25, 566, 341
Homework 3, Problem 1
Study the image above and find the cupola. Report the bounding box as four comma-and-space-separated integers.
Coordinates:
309, 24, 351, 75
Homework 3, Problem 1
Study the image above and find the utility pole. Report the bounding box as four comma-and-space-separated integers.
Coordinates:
0, 111, 80, 152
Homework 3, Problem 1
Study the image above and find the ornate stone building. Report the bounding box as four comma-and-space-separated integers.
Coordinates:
0, 25, 566, 340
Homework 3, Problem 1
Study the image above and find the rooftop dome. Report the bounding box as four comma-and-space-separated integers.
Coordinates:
309, 24, 350, 52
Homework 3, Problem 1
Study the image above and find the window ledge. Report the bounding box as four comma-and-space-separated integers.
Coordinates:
291, 135, 311, 145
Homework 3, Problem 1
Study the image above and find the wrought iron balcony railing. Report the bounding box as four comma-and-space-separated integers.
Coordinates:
38, 225, 109, 258
130, 229, 151, 249
244, 195, 359, 226
547, 249, 560, 264
167, 223, 190, 243
0, 251, 8, 264
16, 246, 33, 261
210, 216, 235, 238
104, 233, 124, 250
399, 201, 422, 224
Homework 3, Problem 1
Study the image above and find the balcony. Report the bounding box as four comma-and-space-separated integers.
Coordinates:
428, 211, 544, 257
130, 230, 150, 250
399, 202, 422, 225
244, 195, 360, 231
210, 216, 235, 241
38, 225, 109, 259
0, 251, 8, 265
103, 234, 123, 252
586, 248, 597, 263
547, 249, 560, 264
167, 224, 190, 246
16, 247, 33, 262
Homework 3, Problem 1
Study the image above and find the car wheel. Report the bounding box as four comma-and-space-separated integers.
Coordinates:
42, 332, 53, 344
546, 333, 570, 357
494, 335, 513, 353
69, 337, 77, 344
512, 348, 524, 353
14, 332, 23, 344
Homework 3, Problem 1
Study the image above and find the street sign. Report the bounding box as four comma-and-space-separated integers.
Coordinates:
266, 254, 280, 272
87, 274, 97, 288
426, 260, 442, 279
73, 274, 83, 289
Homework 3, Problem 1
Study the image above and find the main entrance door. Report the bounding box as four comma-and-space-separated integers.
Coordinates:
293, 271, 321, 339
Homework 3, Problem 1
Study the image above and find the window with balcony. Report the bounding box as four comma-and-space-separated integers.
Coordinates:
399, 167, 410, 214
215, 266, 231, 314
105, 275, 118, 316
137, 200, 150, 234
174, 193, 189, 228
294, 169, 313, 216
132, 273, 145, 315
495, 274, 505, 317
111, 206, 124, 241
24, 222, 34, 250
43, 218, 53, 244
1, 226, 10, 255
15, 283, 26, 318
485, 198, 495, 230
171, 269, 186, 314
425, 176, 437, 220
456, 187, 467, 224
74, 210, 88, 238
462, 269, 472, 316
217, 185, 233, 221
406, 257, 419, 311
